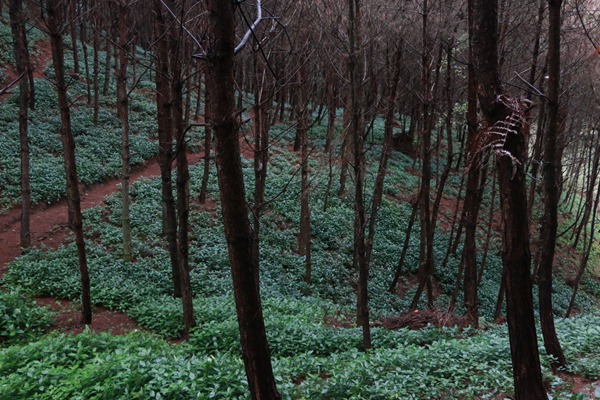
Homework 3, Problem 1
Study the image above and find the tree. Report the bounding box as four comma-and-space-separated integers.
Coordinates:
154, 0, 181, 299
537, 0, 567, 370
203, 1, 281, 398
114, 0, 132, 262
471, 0, 546, 398
9, 0, 32, 251
45, 0, 92, 325
347, 0, 372, 351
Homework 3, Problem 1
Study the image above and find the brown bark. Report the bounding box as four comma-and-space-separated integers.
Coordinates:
92, 0, 100, 124
204, 1, 280, 398
154, 0, 181, 298
9, 0, 32, 251
46, 0, 92, 325
68, 0, 79, 75
347, 0, 371, 351
472, 0, 546, 398
410, 0, 436, 311
115, 0, 132, 262
462, 1, 481, 325
537, 0, 567, 370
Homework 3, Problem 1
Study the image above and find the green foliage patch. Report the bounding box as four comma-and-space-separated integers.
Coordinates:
0, 290, 54, 346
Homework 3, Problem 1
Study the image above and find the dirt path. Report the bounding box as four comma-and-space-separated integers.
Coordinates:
0, 152, 205, 335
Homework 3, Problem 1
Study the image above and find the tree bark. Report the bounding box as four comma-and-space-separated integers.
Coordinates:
115, 0, 132, 262
46, 0, 92, 325
169, 0, 195, 338
154, 0, 181, 298
537, 0, 567, 370
462, 1, 481, 325
204, 1, 280, 398
347, 0, 371, 351
9, 0, 32, 251
472, 0, 546, 398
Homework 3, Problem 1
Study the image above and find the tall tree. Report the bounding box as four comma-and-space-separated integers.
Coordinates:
115, 0, 132, 261
462, 0, 483, 326
347, 0, 371, 350
154, 0, 181, 299
9, 0, 32, 251
471, 0, 546, 398
203, 1, 281, 398
537, 0, 567, 370
45, 0, 92, 324
169, 0, 195, 338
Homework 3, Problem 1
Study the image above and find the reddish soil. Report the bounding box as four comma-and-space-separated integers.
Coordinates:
0, 38, 53, 102
0, 152, 204, 335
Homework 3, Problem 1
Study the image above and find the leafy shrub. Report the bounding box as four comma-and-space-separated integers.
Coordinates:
0, 290, 54, 346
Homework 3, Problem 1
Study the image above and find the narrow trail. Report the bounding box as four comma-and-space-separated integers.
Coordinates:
0, 152, 205, 335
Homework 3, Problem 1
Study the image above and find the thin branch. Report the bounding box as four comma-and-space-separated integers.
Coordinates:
158, 0, 206, 56
235, 0, 262, 54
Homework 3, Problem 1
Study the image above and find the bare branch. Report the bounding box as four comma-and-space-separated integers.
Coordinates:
234, 0, 263, 54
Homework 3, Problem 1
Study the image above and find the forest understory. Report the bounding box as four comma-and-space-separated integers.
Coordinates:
1, 1, 600, 400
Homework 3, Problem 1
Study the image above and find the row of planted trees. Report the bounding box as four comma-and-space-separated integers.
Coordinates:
5, 0, 600, 399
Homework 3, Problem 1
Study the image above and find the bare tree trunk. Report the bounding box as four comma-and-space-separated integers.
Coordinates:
115, 0, 132, 262
47, 0, 92, 325
92, 0, 100, 124
68, 0, 79, 75
566, 182, 599, 317
204, 1, 280, 398
410, 0, 436, 311
10, 0, 32, 251
324, 64, 337, 153
103, 16, 113, 96
537, 0, 567, 370
169, 0, 195, 339
79, 0, 91, 104
154, 0, 181, 298
347, 0, 371, 351
462, 1, 481, 325
295, 52, 312, 286
366, 47, 402, 268
388, 199, 418, 293
472, 0, 546, 397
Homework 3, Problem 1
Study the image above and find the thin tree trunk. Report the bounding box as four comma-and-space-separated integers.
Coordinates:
462, 1, 481, 325
154, 1, 181, 298
116, 0, 132, 262
92, 0, 100, 125
68, 0, 79, 75
103, 19, 113, 96
204, 1, 280, 398
348, 0, 371, 351
47, 0, 92, 325
566, 181, 599, 317
79, 0, 91, 104
537, 0, 567, 370
10, 0, 31, 251
365, 47, 402, 268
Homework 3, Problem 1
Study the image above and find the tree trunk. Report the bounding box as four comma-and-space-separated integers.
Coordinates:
47, 0, 92, 325
347, 0, 371, 351
410, 0, 436, 311
154, 0, 181, 298
204, 1, 280, 398
116, 0, 132, 262
472, 0, 546, 398
92, 0, 100, 125
68, 0, 79, 75
537, 0, 567, 370
462, 1, 481, 325
9, 0, 32, 251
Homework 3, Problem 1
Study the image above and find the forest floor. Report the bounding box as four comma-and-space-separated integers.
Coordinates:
1, 38, 598, 400
0, 152, 205, 335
